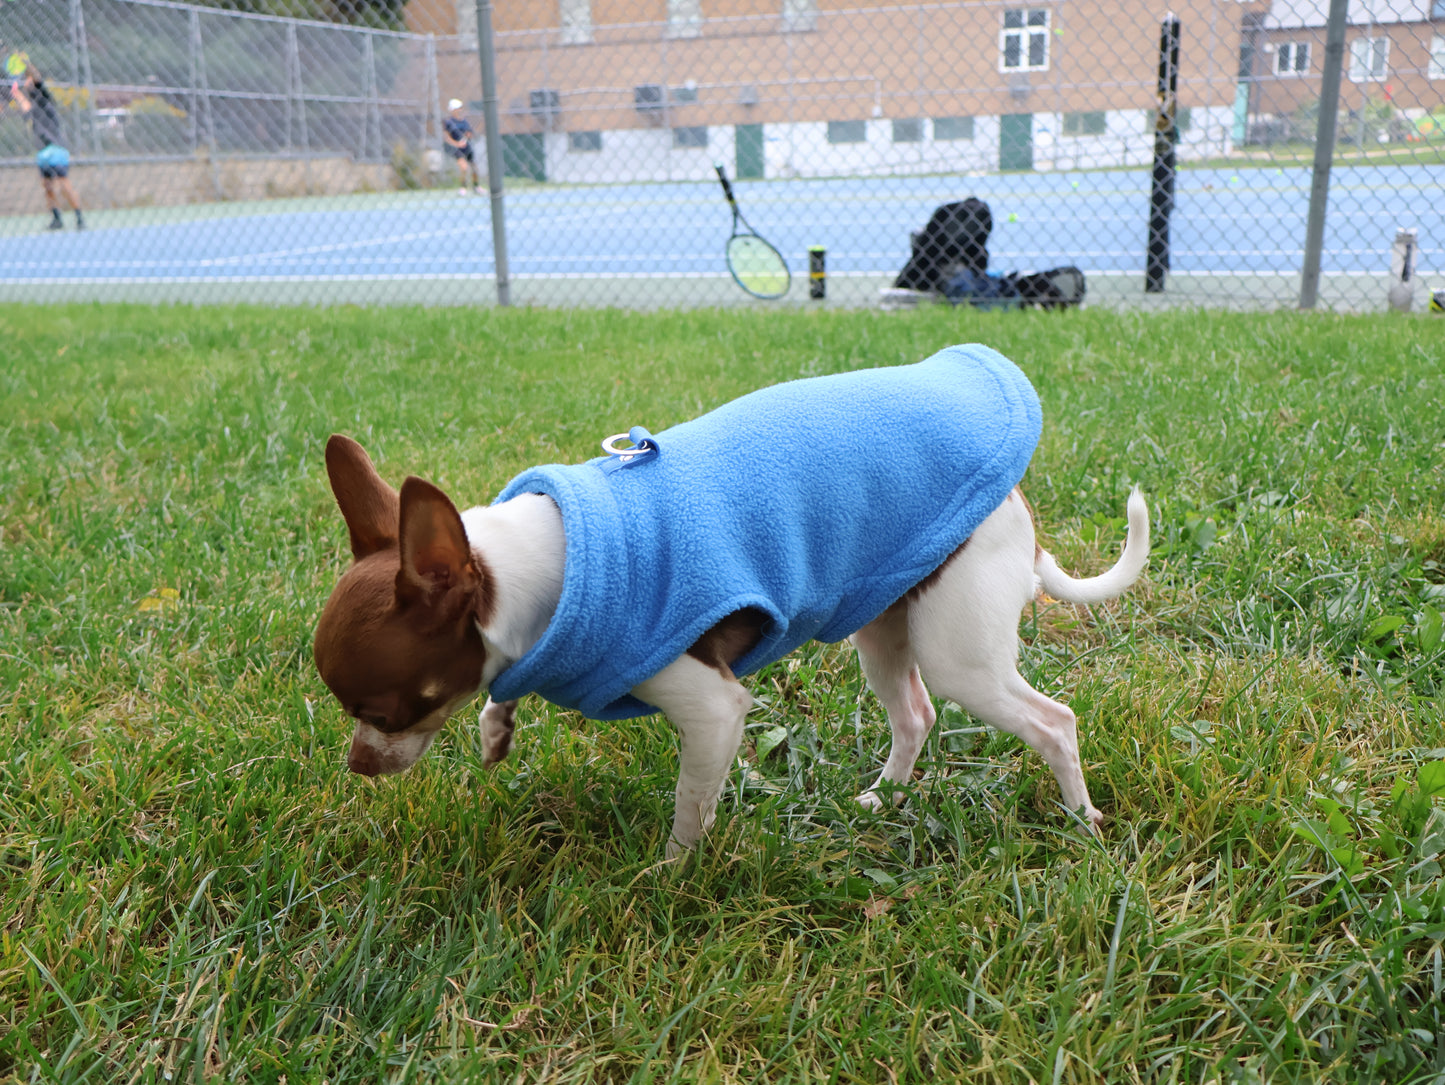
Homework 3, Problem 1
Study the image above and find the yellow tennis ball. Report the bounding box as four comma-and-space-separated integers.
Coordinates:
1007, 212, 1018, 223
6, 52, 28, 77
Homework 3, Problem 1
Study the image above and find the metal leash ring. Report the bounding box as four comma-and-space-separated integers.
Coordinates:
601, 432, 656, 459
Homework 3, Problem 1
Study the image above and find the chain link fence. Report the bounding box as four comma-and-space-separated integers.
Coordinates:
1, 0, 1441, 311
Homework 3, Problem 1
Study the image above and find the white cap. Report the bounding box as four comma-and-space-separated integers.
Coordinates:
448, 98, 463, 111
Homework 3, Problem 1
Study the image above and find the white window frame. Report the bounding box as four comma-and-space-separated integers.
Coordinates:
559, 0, 592, 45
1062, 110, 1106, 137
933, 115, 975, 141
672, 125, 708, 149
892, 118, 923, 143
1348, 36, 1388, 82
1429, 34, 1445, 80
1275, 40, 1310, 76
999, 9, 1050, 73
667, 0, 703, 39
782, 0, 817, 33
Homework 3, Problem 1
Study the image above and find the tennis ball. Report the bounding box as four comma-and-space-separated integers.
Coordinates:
5, 52, 27, 76
1007, 212, 1018, 223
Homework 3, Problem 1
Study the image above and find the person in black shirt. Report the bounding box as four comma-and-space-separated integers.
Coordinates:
442, 98, 481, 196
9, 60, 84, 231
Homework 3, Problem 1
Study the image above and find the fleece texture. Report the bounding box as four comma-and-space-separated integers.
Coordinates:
487, 343, 1041, 719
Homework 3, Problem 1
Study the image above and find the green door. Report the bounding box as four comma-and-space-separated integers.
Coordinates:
501, 132, 546, 181
999, 113, 1033, 171
735, 124, 764, 179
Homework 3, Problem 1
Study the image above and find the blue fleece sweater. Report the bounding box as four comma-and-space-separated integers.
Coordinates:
488, 343, 1041, 719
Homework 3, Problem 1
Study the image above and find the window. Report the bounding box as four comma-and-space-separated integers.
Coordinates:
568, 130, 601, 151
1063, 110, 1105, 136
892, 118, 923, 143
670, 84, 698, 104
827, 120, 867, 143
1275, 41, 1310, 75
559, 0, 591, 44
933, 115, 975, 140
672, 125, 708, 148
782, 0, 817, 32
1144, 105, 1192, 133
1434, 0, 1445, 18
1349, 36, 1388, 82
1000, 9, 1050, 72
667, 0, 703, 38
1430, 35, 1445, 80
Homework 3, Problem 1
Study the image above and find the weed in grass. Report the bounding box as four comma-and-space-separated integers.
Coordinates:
0, 305, 1442, 1083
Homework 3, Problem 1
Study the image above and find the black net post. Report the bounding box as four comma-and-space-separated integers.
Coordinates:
1145, 15, 1181, 294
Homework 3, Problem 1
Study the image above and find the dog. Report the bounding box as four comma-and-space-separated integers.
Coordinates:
313, 344, 1149, 858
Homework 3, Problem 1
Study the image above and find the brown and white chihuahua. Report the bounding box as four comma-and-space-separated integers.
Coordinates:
314, 431, 1148, 858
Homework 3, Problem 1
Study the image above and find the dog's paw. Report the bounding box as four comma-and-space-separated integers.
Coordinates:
479, 698, 517, 767
855, 790, 887, 813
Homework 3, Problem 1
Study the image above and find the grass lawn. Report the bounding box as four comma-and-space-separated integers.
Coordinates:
1, 303, 1443, 1084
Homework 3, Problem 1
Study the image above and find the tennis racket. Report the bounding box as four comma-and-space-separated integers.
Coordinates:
714, 164, 789, 300
5, 51, 29, 77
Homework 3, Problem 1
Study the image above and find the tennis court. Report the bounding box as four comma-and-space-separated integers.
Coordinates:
2, 164, 1440, 309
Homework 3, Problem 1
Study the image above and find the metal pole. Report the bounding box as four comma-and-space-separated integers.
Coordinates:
421, 35, 436, 154
1299, 0, 1349, 309
475, 0, 511, 306
188, 9, 199, 154
72, 0, 110, 206
194, 9, 222, 199
1145, 15, 1181, 294
362, 32, 376, 161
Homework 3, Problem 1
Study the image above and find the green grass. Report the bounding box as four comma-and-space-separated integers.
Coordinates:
1, 304, 1443, 1084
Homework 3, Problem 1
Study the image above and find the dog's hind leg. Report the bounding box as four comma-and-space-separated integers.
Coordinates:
908, 496, 1103, 829
852, 600, 937, 811
633, 655, 754, 859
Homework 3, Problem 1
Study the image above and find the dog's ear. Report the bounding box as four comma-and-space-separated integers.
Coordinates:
396, 476, 479, 607
325, 435, 401, 560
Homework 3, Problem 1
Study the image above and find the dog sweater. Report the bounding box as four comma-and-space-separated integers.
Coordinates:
487, 343, 1041, 720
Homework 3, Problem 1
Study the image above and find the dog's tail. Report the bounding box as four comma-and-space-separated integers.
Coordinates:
1035, 487, 1150, 605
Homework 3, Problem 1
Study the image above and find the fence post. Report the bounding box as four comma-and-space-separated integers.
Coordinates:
421, 35, 438, 154
285, 24, 312, 190
475, 0, 511, 307
362, 32, 377, 161
192, 9, 223, 200
1298, 0, 1349, 310
71, 0, 110, 206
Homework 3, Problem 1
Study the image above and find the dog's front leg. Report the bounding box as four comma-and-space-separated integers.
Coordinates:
479, 697, 519, 766
632, 656, 753, 859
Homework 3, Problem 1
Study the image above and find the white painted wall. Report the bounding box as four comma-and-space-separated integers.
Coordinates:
1266, 0, 1431, 29
538, 108, 1235, 185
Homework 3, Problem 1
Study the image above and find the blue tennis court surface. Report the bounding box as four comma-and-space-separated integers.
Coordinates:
1, 165, 1439, 286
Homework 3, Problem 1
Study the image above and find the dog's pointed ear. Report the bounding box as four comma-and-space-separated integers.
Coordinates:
325, 435, 402, 560
396, 476, 479, 606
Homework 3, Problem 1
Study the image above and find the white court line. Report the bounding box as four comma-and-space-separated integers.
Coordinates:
1, 269, 1354, 286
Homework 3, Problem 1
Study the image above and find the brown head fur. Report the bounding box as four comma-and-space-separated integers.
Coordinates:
314, 435, 492, 774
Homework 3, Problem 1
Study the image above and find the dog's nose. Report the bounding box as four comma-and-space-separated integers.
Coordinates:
347, 737, 383, 776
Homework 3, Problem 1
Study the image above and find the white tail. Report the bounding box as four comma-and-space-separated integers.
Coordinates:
1035, 487, 1150, 605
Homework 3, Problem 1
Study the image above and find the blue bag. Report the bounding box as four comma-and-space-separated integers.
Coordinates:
942, 269, 1020, 310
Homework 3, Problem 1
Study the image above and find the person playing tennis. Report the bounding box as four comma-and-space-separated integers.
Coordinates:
10, 58, 84, 231
443, 98, 482, 197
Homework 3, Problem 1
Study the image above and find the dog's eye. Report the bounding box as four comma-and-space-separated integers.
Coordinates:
351, 708, 390, 730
